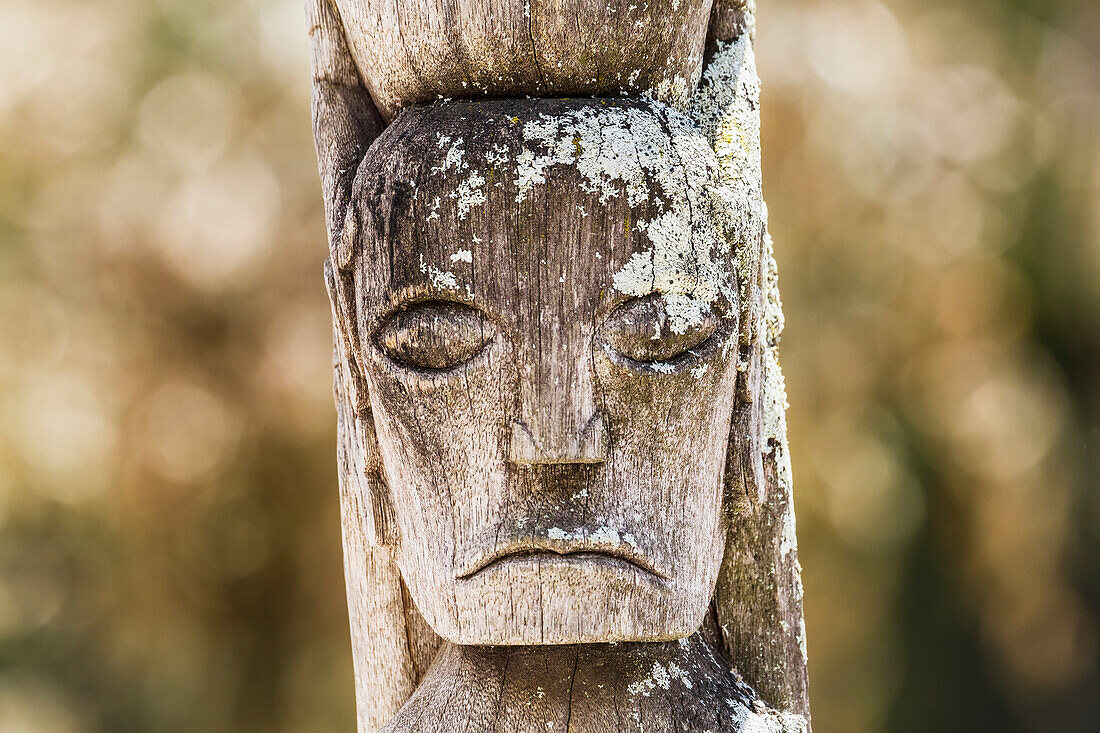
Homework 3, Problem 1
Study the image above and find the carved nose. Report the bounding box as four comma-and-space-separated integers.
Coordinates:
508, 413, 608, 465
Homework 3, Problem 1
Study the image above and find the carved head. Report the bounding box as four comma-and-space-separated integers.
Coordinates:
329, 96, 762, 645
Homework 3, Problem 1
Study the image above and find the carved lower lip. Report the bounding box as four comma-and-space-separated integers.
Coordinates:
457, 548, 665, 581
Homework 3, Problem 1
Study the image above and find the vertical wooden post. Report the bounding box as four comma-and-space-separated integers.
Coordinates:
307, 2, 809, 730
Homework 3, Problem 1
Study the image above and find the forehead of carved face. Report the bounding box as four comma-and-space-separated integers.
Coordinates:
346, 98, 744, 645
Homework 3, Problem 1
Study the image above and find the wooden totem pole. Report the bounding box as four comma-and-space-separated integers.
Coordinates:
307, 1, 809, 730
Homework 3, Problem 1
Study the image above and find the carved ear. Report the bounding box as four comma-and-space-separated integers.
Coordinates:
326, 259, 395, 547
324, 251, 367, 408
311, 0, 383, 418
311, 0, 383, 419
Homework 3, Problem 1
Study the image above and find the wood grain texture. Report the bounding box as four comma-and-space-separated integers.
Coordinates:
690, 13, 812, 721
308, 1, 811, 730
330, 0, 714, 120
329, 262, 442, 730
313, 3, 444, 725
339, 96, 745, 650
382, 627, 805, 732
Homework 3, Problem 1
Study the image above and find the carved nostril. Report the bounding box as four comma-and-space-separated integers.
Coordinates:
508, 414, 608, 465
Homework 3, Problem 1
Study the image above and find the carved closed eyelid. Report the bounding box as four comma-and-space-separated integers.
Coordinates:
376, 301, 498, 371
598, 294, 719, 364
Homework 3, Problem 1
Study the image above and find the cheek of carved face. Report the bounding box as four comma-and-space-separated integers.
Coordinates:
348, 98, 746, 644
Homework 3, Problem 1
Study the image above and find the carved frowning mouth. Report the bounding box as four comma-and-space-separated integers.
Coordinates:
457, 538, 666, 581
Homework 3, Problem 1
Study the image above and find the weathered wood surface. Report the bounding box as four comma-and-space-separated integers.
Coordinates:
338, 95, 743, 649
328, 0, 715, 120
694, 5, 811, 717
382, 625, 804, 733
308, 0, 809, 731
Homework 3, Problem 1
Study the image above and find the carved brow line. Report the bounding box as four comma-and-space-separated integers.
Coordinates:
375, 280, 480, 318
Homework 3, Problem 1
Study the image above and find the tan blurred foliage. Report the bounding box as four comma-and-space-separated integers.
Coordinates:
0, 0, 1097, 731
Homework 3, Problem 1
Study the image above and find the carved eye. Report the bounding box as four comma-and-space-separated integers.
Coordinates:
378, 302, 497, 370
599, 294, 719, 364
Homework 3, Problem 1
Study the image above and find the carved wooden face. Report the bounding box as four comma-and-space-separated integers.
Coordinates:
343, 99, 744, 644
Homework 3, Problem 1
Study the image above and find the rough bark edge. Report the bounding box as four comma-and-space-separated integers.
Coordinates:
311, 1, 444, 728
699, 5, 812, 723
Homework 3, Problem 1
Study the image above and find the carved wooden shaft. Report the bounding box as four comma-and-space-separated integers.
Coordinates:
387, 625, 799, 732
308, 1, 808, 731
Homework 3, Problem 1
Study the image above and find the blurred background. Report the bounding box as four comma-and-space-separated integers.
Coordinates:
0, 0, 1097, 730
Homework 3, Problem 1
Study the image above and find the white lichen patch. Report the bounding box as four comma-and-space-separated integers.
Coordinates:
432, 135, 468, 174
666, 661, 694, 690
449, 249, 473, 264
652, 73, 692, 111
690, 37, 764, 337
484, 143, 510, 167
450, 171, 486, 219
427, 133, 491, 222
737, 710, 809, 733
627, 661, 694, 698
783, 713, 810, 733
691, 38, 761, 191
514, 147, 558, 197
546, 525, 638, 551
507, 91, 762, 335
418, 254, 459, 290
588, 526, 621, 545
651, 662, 671, 690
741, 712, 779, 733
762, 226, 786, 348
426, 195, 442, 222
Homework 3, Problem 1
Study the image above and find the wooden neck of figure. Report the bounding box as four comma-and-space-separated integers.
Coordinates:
382, 619, 800, 733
